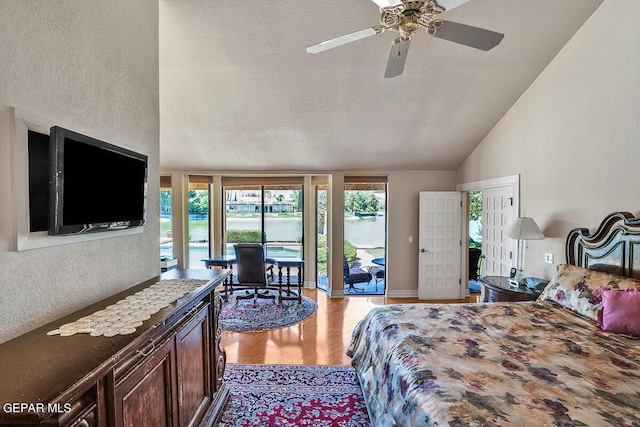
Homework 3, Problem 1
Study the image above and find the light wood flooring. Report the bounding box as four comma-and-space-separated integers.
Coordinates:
221, 289, 478, 366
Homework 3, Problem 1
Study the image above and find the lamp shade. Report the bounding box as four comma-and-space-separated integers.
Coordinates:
506, 217, 545, 240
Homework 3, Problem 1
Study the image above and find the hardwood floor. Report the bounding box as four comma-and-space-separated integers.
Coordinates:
221, 288, 479, 366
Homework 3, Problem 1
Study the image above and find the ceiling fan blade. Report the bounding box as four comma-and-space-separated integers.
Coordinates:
384, 38, 411, 78
429, 20, 504, 51
306, 27, 383, 54
435, 0, 471, 12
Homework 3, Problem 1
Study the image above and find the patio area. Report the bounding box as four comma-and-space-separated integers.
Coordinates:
317, 246, 386, 296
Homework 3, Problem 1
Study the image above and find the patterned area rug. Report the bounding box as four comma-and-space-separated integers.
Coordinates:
220, 364, 371, 427
218, 292, 317, 332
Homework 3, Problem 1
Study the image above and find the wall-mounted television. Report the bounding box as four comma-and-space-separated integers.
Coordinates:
49, 126, 148, 235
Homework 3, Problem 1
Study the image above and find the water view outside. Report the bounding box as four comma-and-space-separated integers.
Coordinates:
344, 215, 385, 247
225, 187, 303, 262
160, 189, 173, 259
160, 186, 387, 286
164, 215, 387, 269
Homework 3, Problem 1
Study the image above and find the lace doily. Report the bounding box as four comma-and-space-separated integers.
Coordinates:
47, 279, 209, 337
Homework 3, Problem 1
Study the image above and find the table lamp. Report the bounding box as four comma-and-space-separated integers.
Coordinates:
506, 216, 545, 283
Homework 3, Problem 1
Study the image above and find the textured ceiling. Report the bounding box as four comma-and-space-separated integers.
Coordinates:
159, 0, 603, 172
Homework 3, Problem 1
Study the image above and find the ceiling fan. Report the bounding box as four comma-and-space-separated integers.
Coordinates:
306, 0, 504, 78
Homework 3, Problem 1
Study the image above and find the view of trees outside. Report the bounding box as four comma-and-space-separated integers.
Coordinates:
160, 189, 172, 258
344, 191, 379, 215
188, 190, 209, 217
469, 191, 483, 248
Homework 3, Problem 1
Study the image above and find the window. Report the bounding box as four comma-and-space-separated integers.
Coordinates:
224, 182, 303, 260
188, 176, 212, 268
160, 176, 173, 259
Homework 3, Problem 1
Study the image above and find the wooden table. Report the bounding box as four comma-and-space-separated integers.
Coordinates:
273, 258, 304, 304
202, 256, 303, 304
481, 276, 542, 303
202, 256, 236, 300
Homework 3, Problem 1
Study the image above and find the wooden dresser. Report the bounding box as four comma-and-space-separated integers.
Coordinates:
0, 269, 230, 427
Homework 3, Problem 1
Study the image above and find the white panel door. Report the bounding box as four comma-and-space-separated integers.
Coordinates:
418, 192, 462, 300
482, 186, 516, 277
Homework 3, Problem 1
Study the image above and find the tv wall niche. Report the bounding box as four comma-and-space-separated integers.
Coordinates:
27, 130, 50, 232
11, 108, 146, 251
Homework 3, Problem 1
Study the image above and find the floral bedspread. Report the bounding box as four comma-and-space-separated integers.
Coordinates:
346, 301, 640, 426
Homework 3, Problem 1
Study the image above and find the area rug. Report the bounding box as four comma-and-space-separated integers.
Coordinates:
219, 364, 371, 427
218, 292, 317, 332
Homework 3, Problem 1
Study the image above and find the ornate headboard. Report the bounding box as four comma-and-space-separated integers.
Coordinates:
566, 211, 640, 279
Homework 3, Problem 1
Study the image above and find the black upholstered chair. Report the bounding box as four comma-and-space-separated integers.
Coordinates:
344, 256, 372, 293
234, 243, 276, 306
469, 248, 482, 281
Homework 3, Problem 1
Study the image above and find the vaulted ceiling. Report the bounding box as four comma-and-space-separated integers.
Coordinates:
159, 0, 603, 172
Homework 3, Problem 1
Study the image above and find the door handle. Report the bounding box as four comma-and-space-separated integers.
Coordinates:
420, 249, 426, 253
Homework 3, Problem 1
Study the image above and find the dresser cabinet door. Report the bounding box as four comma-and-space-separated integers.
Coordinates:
176, 304, 212, 427
114, 339, 178, 427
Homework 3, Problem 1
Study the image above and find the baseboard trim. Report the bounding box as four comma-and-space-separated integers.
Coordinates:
386, 289, 418, 298
327, 289, 345, 298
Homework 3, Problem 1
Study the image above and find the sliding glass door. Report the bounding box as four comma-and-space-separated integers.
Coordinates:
343, 177, 387, 295
224, 184, 303, 260
263, 186, 303, 259
316, 184, 328, 291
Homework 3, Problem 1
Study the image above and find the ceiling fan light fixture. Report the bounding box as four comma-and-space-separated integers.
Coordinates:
307, 0, 503, 78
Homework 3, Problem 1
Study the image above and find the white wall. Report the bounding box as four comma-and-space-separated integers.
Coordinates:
457, 0, 640, 280
387, 170, 457, 296
0, 1, 160, 343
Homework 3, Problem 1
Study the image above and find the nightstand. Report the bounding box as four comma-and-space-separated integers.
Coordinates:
481, 276, 542, 303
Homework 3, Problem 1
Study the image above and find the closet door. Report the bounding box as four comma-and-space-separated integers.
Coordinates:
482, 186, 516, 277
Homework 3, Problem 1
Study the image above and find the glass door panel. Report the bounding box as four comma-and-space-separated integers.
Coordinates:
316, 185, 328, 291
343, 181, 387, 295
187, 188, 209, 268
225, 186, 262, 257
160, 188, 173, 259
224, 183, 305, 287
263, 186, 303, 260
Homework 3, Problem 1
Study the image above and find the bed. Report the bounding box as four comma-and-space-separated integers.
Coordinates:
347, 212, 640, 426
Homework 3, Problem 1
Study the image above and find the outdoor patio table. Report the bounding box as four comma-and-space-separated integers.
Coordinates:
371, 257, 385, 266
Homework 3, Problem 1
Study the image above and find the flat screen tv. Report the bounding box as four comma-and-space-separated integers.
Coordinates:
49, 126, 148, 235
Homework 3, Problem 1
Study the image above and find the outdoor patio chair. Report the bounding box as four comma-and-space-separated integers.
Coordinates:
469, 248, 482, 281
344, 256, 372, 293
234, 243, 276, 306
366, 265, 385, 291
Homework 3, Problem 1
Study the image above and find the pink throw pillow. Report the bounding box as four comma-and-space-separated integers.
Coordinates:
597, 288, 640, 336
